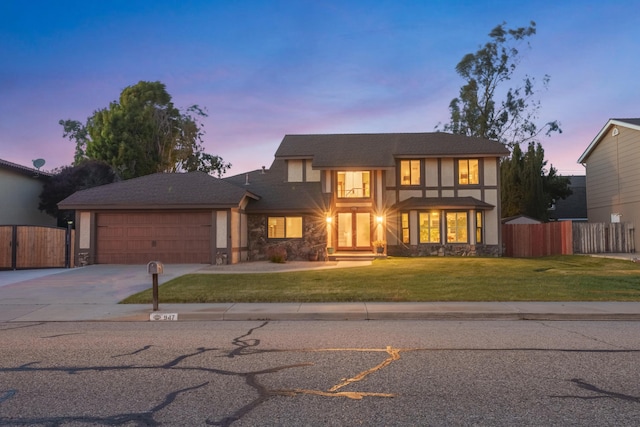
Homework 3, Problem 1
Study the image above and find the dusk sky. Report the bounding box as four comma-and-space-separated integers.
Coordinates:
1, 0, 638, 177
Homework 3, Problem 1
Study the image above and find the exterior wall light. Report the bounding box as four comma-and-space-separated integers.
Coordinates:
376, 216, 384, 224
326, 216, 332, 223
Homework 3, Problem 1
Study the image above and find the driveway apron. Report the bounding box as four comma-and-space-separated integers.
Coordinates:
0, 264, 205, 305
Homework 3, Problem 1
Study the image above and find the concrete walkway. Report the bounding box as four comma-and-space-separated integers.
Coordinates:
1, 259, 639, 322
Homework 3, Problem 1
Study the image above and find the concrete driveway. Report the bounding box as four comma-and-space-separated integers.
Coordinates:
0, 264, 205, 321
0, 264, 205, 304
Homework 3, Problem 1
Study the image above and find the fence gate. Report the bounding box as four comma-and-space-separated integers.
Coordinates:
0, 225, 75, 270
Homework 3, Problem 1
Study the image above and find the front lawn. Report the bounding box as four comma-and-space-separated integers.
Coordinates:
121, 255, 640, 304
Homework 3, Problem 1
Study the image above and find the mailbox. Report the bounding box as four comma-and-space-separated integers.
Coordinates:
147, 261, 164, 275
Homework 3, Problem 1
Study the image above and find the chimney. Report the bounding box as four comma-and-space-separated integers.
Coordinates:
261, 166, 266, 174
244, 173, 250, 185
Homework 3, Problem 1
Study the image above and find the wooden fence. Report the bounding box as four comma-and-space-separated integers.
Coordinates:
502, 221, 573, 257
502, 221, 636, 257
572, 222, 635, 254
0, 225, 75, 270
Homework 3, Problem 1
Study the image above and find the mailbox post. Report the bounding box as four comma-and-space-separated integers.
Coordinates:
147, 261, 164, 311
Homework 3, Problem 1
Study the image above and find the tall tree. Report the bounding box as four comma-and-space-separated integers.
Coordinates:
441, 21, 570, 220
60, 81, 230, 179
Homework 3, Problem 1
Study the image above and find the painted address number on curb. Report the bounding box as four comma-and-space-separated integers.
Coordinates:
150, 313, 178, 321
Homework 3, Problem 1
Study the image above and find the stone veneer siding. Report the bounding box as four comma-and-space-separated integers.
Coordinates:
387, 243, 501, 257
247, 214, 327, 261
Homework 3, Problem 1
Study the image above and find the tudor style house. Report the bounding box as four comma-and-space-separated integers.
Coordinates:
59, 132, 509, 265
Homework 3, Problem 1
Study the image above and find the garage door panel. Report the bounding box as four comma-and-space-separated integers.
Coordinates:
96, 212, 212, 264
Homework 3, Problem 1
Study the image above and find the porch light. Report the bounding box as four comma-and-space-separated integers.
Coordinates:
376, 216, 384, 224
326, 215, 332, 223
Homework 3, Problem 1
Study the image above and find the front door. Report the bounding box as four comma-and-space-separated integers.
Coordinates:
337, 212, 371, 250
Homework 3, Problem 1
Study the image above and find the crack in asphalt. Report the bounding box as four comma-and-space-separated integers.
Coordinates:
227, 321, 269, 358
536, 321, 632, 350
0, 383, 208, 426
41, 333, 84, 339
2, 322, 638, 426
551, 378, 640, 403
112, 345, 154, 358
0, 322, 45, 331
0, 322, 401, 426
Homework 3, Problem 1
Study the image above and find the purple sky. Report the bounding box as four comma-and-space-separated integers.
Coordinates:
1, 0, 638, 177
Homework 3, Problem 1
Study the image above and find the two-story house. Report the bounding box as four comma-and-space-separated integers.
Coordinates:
578, 118, 640, 251
227, 132, 509, 259
60, 132, 509, 264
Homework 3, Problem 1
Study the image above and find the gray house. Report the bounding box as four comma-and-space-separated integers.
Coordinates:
578, 118, 640, 250
0, 159, 55, 226
60, 132, 509, 264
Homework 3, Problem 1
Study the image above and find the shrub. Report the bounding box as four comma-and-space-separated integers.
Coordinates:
266, 246, 287, 263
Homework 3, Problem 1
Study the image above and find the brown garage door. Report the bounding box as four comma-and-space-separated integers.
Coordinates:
96, 212, 212, 264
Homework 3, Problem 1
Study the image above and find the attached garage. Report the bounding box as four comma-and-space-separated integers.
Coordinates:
96, 212, 212, 264
58, 172, 259, 265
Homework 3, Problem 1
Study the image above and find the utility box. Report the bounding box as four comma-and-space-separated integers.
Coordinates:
147, 261, 164, 275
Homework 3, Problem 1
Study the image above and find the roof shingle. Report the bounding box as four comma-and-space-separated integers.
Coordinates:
275, 132, 509, 169
58, 172, 258, 209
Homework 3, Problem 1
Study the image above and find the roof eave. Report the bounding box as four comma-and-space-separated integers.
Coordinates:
578, 119, 640, 164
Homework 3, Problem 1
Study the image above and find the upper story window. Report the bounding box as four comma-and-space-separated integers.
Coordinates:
337, 171, 370, 198
458, 159, 479, 185
400, 160, 421, 186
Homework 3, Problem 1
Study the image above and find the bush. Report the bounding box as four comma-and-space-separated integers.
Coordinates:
266, 246, 287, 263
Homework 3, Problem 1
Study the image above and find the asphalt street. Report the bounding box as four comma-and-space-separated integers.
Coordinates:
1, 320, 639, 426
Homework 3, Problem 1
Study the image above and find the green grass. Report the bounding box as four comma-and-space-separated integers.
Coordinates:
120, 255, 640, 304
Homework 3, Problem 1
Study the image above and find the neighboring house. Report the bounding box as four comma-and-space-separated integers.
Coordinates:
502, 215, 542, 225
577, 118, 640, 249
0, 158, 56, 226
547, 175, 587, 222
60, 132, 509, 264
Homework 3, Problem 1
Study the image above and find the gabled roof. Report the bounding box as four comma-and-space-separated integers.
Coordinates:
0, 158, 52, 178
578, 118, 640, 164
275, 132, 509, 169
58, 172, 259, 210
393, 196, 494, 211
224, 160, 330, 213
